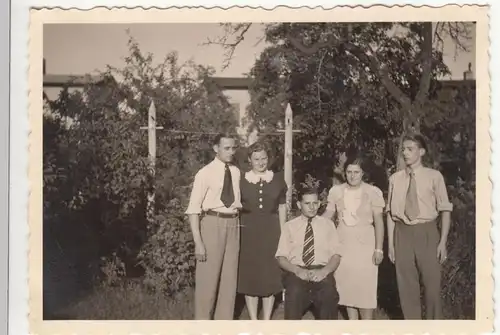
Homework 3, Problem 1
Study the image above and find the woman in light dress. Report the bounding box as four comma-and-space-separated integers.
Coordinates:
322, 155, 385, 320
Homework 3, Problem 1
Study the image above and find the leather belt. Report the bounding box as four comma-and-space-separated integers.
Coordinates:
298, 264, 325, 270
205, 210, 239, 219
394, 218, 438, 225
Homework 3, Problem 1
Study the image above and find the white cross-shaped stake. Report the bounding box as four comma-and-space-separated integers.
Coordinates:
140, 101, 164, 223
276, 103, 302, 216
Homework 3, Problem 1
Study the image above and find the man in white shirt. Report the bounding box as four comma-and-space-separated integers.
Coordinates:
276, 187, 342, 320
185, 133, 242, 320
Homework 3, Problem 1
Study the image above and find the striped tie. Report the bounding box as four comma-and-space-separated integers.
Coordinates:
302, 217, 315, 266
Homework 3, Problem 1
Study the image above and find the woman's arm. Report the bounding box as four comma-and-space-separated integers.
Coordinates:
373, 210, 384, 251
370, 186, 386, 265
373, 209, 385, 265
321, 187, 337, 220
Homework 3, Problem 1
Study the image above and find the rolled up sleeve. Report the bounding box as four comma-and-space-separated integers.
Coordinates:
275, 226, 291, 259
185, 170, 208, 215
434, 172, 453, 212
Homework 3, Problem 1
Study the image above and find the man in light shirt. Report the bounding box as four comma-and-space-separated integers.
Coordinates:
185, 133, 242, 320
275, 186, 342, 320
386, 133, 453, 319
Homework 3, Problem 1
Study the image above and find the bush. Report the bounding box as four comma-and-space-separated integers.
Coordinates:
100, 252, 127, 287
137, 201, 196, 295
441, 179, 475, 319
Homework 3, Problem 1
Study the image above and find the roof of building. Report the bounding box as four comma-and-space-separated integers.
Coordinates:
43, 74, 108, 88
209, 77, 253, 90
43, 74, 475, 91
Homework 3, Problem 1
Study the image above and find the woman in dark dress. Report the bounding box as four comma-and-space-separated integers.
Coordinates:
237, 141, 288, 320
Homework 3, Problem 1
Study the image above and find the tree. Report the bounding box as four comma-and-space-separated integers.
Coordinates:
207, 22, 474, 171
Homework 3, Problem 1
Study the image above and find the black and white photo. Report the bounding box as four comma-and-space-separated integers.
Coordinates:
28, 5, 492, 334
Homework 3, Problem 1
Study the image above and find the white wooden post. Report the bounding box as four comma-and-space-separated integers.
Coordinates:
284, 103, 293, 215
276, 103, 301, 217
140, 101, 164, 224
276, 103, 302, 303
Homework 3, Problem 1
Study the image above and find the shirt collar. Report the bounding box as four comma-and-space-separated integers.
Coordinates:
405, 163, 423, 175
213, 157, 228, 168
300, 214, 316, 223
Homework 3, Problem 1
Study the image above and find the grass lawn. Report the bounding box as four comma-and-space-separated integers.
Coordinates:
48, 280, 389, 320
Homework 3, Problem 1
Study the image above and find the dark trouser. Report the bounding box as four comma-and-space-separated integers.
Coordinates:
394, 220, 443, 319
283, 267, 339, 320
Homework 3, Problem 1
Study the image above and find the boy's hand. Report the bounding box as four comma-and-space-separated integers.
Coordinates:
294, 268, 311, 281
309, 268, 329, 282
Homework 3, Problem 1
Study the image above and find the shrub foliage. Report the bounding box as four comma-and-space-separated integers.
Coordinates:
43, 36, 238, 314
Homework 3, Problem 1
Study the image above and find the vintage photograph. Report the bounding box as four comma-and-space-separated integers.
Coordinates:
30, 5, 492, 334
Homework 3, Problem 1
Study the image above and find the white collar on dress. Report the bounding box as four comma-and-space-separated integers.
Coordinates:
244, 169, 274, 184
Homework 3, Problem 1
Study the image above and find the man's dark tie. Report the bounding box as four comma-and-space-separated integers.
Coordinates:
220, 163, 234, 208
302, 217, 315, 266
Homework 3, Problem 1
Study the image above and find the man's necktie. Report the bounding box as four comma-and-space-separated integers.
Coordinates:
302, 217, 315, 266
220, 163, 234, 208
404, 170, 420, 221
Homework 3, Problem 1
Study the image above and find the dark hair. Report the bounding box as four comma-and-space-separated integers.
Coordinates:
402, 133, 428, 152
297, 186, 319, 202
212, 132, 235, 146
343, 154, 367, 174
247, 141, 270, 159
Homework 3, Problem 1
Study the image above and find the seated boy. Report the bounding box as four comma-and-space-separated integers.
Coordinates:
275, 186, 342, 320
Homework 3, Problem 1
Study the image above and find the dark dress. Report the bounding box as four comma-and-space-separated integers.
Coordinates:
237, 170, 288, 297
